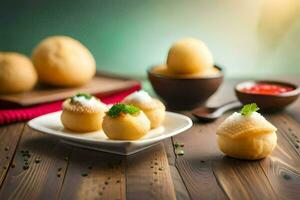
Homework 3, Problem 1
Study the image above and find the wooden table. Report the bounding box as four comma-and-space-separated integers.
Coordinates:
0, 78, 299, 200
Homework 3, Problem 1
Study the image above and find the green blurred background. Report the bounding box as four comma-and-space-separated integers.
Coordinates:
1, 0, 300, 78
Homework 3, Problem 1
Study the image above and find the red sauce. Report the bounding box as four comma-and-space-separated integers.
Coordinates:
241, 83, 294, 95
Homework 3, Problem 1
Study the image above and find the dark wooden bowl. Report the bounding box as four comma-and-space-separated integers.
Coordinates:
147, 66, 223, 110
235, 80, 300, 111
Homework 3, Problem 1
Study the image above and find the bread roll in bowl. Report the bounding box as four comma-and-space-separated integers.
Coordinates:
217, 110, 277, 160
167, 38, 214, 74
61, 94, 106, 132
32, 36, 96, 87
0, 52, 37, 94
103, 104, 151, 140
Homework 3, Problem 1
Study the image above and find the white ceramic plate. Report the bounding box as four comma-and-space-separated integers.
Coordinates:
28, 111, 192, 155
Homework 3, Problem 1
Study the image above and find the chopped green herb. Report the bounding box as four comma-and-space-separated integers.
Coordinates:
35, 158, 41, 164
107, 103, 140, 118
175, 149, 185, 156
240, 103, 260, 116
81, 173, 88, 177
174, 142, 180, 148
23, 165, 29, 170
174, 142, 184, 148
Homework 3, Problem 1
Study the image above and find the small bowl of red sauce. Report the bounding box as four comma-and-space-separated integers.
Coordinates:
235, 80, 299, 110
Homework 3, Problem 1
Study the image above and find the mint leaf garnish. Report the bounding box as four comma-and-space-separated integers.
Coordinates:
108, 103, 140, 118
240, 103, 260, 116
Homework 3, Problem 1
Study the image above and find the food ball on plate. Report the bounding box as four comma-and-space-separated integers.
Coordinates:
0, 52, 37, 94
217, 104, 277, 160
122, 90, 165, 129
167, 38, 214, 74
61, 93, 107, 132
32, 36, 96, 87
103, 103, 151, 140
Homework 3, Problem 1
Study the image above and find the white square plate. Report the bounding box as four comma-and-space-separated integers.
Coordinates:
28, 111, 192, 155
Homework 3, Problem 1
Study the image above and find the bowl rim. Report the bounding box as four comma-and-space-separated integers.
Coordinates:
235, 80, 300, 97
147, 65, 224, 80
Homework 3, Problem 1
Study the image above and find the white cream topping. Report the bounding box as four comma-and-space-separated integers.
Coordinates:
124, 90, 153, 104
228, 112, 265, 121
72, 96, 107, 111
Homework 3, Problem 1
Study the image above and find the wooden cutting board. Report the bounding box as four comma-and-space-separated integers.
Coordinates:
0, 71, 139, 106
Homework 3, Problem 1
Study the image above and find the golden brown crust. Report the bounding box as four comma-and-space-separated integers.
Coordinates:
61, 109, 104, 132
122, 98, 166, 128
0, 52, 37, 94
102, 111, 151, 140
32, 36, 96, 86
166, 38, 214, 74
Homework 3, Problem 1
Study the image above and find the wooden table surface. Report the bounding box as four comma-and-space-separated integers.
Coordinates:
0, 78, 299, 200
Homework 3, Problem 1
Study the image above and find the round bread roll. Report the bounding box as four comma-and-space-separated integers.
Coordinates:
32, 36, 96, 86
103, 104, 151, 140
217, 112, 277, 160
0, 52, 37, 94
123, 90, 165, 129
167, 38, 214, 74
61, 94, 106, 132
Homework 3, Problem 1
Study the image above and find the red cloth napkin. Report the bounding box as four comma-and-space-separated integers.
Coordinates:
0, 83, 141, 125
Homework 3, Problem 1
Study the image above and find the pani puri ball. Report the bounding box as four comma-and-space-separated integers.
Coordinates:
167, 38, 214, 74
0, 52, 37, 94
123, 90, 165, 129
61, 93, 107, 132
217, 105, 277, 160
103, 104, 151, 140
32, 36, 96, 87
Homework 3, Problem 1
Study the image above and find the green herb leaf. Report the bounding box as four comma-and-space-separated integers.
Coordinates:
107, 103, 140, 118
240, 103, 260, 116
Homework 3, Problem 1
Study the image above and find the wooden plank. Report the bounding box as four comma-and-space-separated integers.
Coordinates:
126, 143, 176, 200
258, 114, 300, 200
213, 157, 277, 200
172, 119, 229, 200
163, 139, 191, 200
0, 125, 72, 199
0, 123, 24, 187
59, 148, 126, 200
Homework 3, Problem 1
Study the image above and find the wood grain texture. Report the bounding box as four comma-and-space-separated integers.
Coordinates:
258, 114, 300, 200
172, 119, 229, 200
0, 123, 24, 187
126, 143, 176, 200
0, 125, 72, 200
60, 147, 126, 200
163, 139, 191, 200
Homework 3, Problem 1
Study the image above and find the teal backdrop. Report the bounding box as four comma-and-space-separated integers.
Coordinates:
1, 0, 300, 78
